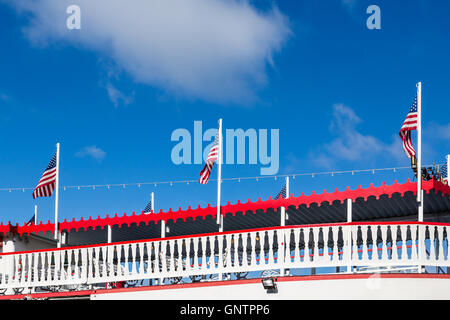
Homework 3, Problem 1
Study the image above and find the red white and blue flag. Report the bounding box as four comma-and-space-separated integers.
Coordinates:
143, 198, 153, 213
32, 152, 57, 199
274, 183, 287, 200
441, 163, 448, 180
399, 95, 418, 158
26, 214, 35, 226
199, 131, 220, 184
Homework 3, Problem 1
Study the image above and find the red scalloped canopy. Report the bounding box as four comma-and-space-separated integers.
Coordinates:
3, 178, 449, 237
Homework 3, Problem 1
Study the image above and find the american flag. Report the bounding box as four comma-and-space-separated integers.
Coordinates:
399, 96, 418, 159
199, 130, 220, 184
32, 152, 57, 199
143, 199, 153, 213
26, 214, 35, 226
441, 163, 448, 180
274, 183, 287, 200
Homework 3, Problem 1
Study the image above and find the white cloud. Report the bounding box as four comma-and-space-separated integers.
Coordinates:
309, 103, 404, 169
0, 92, 10, 102
430, 123, 450, 141
104, 82, 135, 108
5, 0, 291, 105
75, 146, 106, 162
342, 0, 357, 10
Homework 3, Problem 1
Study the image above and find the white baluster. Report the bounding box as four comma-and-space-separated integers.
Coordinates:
86, 248, 93, 281
217, 235, 224, 279
400, 225, 408, 262
46, 252, 52, 282
429, 226, 436, 263
330, 226, 339, 264
411, 224, 419, 262
139, 243, 145, 275
167, 240, 174, 274
231, 234, 238, 268
303, 228, 310, 265
351, 225, 358, 267
107, 246, 114, 279
287, 228, 300, 267
143, 243, 150, 275
267, 230, 274, 266
322, 227, 329, 263
23, 254, 30, 285
311, 228, 319, 264
14, 255, 20, 285
129, 243, 137, 276
207, 237, 213, 272
225, 234, 232, 270
380, 225, 388, 262
443, 226, 449, 264
74, 249, 80, 281
34, 252, 39, 285
241, 233, 249, 268
123, 245, 130, 276
94, 247, 101, 279
177, 240, 184, 275
391, 226, 400, 263
437, 226, 445, 264
161, 241, 168, 278
56, 251, 62, 283
153, 242, 160, 277
279, 229, 287, 275
65, 249, 72, 281
200, 237, 207, 271
193, 238, 199, 271
81, 248, 88, 282
360, 225, 369, 264
418, 224, 426, 266
99, 247, 106, 279
249, 232, 257, 268
24, 254, 29, 285
371, 225, 379, 262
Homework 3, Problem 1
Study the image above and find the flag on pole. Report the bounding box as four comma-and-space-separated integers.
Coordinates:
441, 163, 448, 182
143, 199, 153, 213
399, 96, 418, 159
32, 152, 57, 199
199, 130, 220, 184
274, 183, 287, 200
26, 214, 35, 226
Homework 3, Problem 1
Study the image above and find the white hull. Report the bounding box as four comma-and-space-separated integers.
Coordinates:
90, 274, 450, 300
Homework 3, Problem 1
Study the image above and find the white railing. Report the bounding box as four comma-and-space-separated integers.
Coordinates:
0, 222, 448, 293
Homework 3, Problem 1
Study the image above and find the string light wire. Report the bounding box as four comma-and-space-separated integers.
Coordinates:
0, 165, 421, 193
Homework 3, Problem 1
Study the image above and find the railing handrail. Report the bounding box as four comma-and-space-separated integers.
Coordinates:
1, 220, 447, 256
1, 220, 449, 293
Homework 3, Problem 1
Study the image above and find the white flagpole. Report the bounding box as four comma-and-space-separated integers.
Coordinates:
217, 118, 223, 229
285, 176, 290, 199
151, 192, 155, 212
54, 143, 60, 242
34, 205, 37, 225
417, 82, 423, 222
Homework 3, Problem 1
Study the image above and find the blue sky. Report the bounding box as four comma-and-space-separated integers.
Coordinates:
0, 0, 448, 225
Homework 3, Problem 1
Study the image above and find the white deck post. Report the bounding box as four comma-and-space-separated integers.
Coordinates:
159, 190, 165, 285
280, 206, 286, 276
347, 198, 353, 273
417, 82, 423, 222
217, 119, 223, 232
416, 82, 423, 273
54, 143, 60, 245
